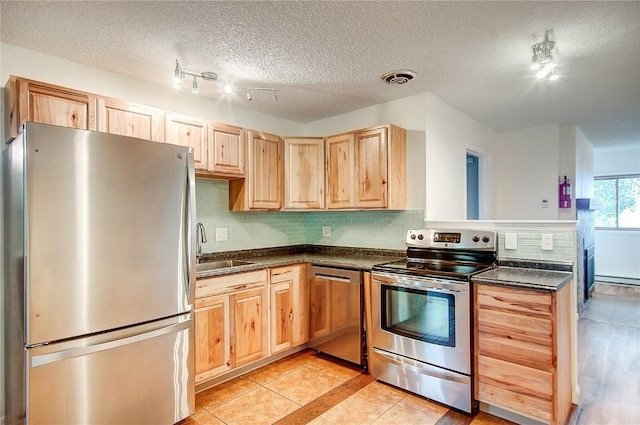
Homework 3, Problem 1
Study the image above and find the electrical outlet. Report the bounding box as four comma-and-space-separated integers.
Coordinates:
541, 233, 553, 250
322, 226, 331, 237
505, 232, 518, 250
215, 227, 228, 242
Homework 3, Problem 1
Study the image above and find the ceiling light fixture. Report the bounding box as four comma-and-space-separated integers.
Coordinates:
530, 35, 559, 81
191, 76, 199, 94
171, 60, 217, 91
171, 59, 279, 102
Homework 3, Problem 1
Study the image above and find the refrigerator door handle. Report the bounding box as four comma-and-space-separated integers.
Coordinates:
31, 319, 192, 368
183, 150, 196, 304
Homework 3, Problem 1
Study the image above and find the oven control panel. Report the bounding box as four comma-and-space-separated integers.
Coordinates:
406, 229, 497, 250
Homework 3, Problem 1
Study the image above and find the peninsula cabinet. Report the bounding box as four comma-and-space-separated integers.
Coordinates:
4, 76, 97, 141
194, 270, 268, 383
165, 112, 208, 171
326, 124, 406, 210
474, 283, 572, 425
207, 123, 245, 178
283, 138, 325, 209
229, 130, 283, 211
269, 265, 309, 354
97, 98, 164, 142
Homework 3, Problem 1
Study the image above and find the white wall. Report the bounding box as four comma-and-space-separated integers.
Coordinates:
303, 91, 496, 219
594, 144, 640, 281
424, 92, 495, 220
303, 93, 428, 211
0, 43, 304, 136
494, 125, 561, 220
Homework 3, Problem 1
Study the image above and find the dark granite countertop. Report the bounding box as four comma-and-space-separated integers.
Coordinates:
196, 245, 404, 279
472, 266, 572, 292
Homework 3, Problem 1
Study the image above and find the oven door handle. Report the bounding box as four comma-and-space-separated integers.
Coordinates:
372, 348, 468, 384
373, 274, 466, 294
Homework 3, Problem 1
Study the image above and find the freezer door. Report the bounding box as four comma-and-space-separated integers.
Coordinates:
26, 314, 194, 424
24, 123, 196, 345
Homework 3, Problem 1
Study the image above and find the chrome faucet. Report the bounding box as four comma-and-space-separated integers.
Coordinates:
196, 223, 207, 261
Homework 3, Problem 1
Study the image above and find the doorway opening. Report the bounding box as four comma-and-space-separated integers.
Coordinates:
466, 153, 479, 220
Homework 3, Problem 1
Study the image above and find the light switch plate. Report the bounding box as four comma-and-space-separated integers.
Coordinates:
505, 232, 518, 250
541, 233, 553, 250
216, 227, 228, 242
322, 226, 331, 237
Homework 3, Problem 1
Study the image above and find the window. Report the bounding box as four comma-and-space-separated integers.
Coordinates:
594, 175, 640, 229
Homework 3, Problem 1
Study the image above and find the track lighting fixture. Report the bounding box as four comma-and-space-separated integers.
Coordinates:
191, 76, 199, 94
171, 59, 279, 102
530, 35, 559, 81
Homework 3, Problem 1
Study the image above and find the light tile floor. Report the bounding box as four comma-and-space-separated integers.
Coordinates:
187, 350, 513, 425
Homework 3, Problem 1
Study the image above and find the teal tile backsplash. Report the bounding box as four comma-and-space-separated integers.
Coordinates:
196, 179, 424, 253
497, 231, 575, 262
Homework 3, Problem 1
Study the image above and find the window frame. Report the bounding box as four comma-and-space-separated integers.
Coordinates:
594, 174, 640, 231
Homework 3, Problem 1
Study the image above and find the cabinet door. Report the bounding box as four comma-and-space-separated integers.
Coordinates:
194, 295, 231, 383
284, 138, 325, 209
165, 113, 207, 170
325, 133, 355, 209
309, 276, 331, 339
247, 131, 282, 210
208, 123, 245, 177
16, 78, 97, 134
291, 265, 309, 346
270, 281, 293, 354
97, 98, 164, 142
355, 127, 388, 208
231, 288, 268, 367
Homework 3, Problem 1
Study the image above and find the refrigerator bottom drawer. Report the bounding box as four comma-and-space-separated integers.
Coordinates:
26, 315, 194, 425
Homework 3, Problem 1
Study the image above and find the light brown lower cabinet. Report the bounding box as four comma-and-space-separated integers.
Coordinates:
474, 283, 572, 425
194, 270, 268, 383
194, 295, 231, 383
269, 264, 309, 354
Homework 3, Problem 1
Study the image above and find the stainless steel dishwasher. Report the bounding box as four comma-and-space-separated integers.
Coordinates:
308, 266, 364, 367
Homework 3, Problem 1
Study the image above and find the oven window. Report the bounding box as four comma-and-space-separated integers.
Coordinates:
381, 285, 455, 347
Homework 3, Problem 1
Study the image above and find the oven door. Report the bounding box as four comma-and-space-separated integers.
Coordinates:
371, 272, 471, 374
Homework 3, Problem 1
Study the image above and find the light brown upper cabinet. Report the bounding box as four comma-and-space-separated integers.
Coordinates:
205, 123, 245, 178
325, 133, 356, 209
326, 124, 406, 210
283, 138, 325, 209
97, 98, 164, 142
165, 113, 207, 170
229, 130, 283, 211
4, 76, 97, 141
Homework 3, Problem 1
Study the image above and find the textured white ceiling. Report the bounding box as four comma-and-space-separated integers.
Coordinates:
1, 1, 639, 148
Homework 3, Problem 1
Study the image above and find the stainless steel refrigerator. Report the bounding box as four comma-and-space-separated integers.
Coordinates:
3, 123, 196, 424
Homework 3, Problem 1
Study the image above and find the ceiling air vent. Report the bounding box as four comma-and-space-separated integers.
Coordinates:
381, 70, 417, 85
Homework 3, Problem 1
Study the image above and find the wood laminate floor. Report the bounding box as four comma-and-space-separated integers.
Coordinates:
186, 282, 639, 425
575, 282, 640, 425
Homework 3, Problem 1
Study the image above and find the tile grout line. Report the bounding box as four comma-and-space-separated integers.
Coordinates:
273, 372, 375, 425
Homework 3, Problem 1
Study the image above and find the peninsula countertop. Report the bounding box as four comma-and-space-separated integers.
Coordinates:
472, 266, 572, 292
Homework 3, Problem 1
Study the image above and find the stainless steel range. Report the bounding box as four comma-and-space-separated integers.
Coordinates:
370, 229, 497, 413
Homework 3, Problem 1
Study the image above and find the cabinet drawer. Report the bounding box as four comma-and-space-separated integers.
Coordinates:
477, 355, 552, 401
478, 331, 553, 371
196, 270, 267, 298
477, 382, 551, 423
270, 266, 294, 284
477, 285, 552, 317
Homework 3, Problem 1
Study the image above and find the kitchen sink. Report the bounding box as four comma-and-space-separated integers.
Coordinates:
196, 259, 255, 272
